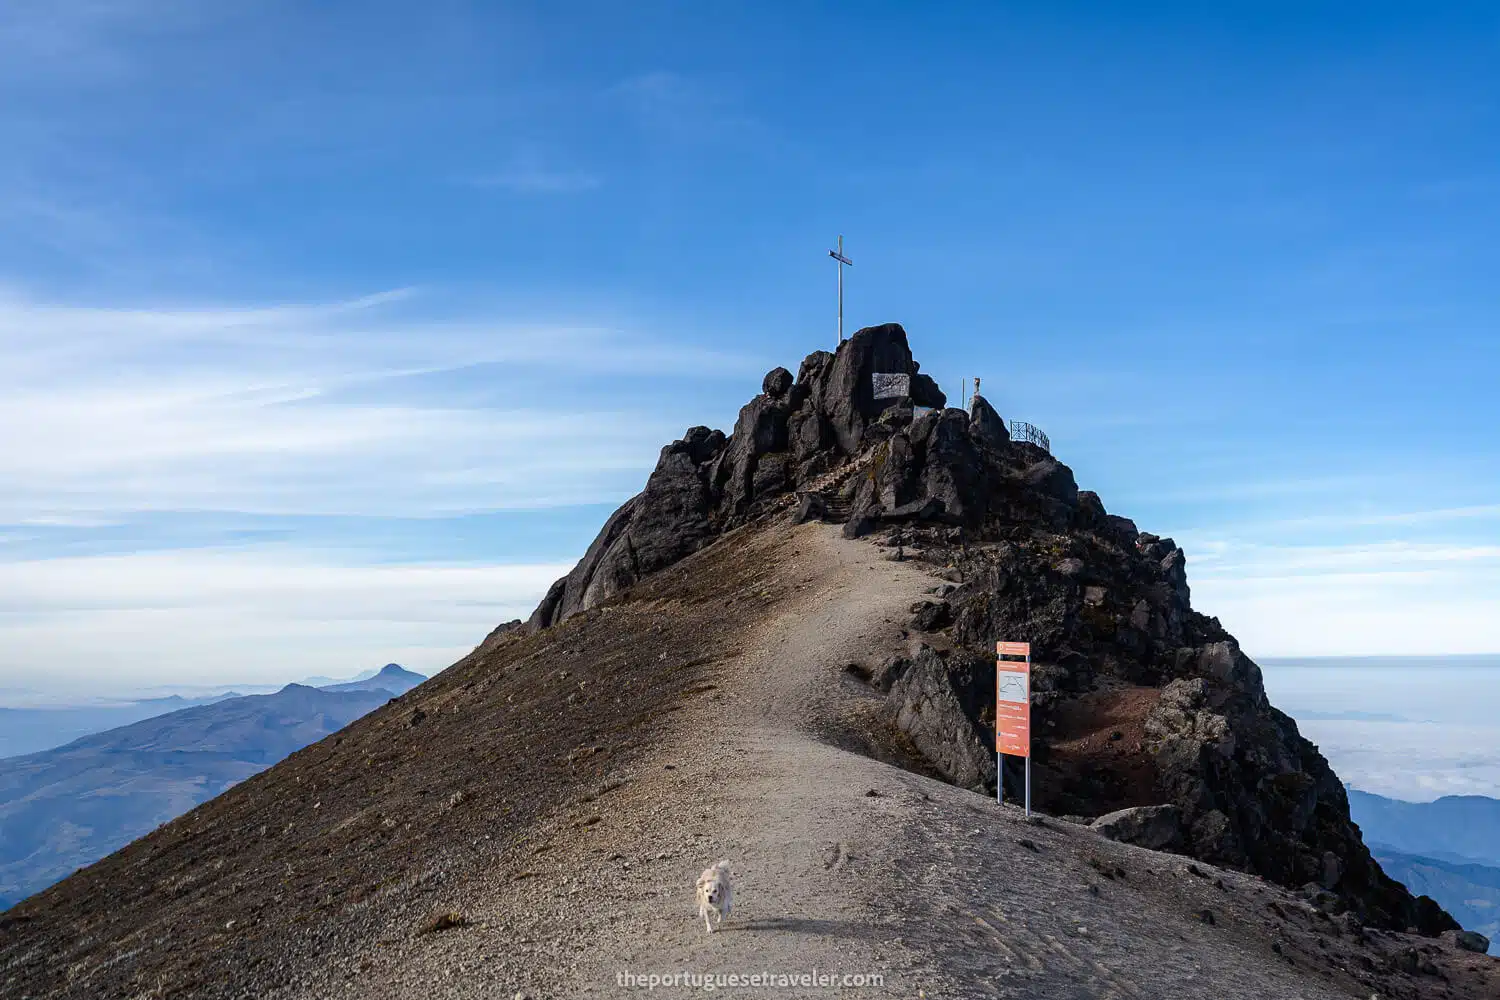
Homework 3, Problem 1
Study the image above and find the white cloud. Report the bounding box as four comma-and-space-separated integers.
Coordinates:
0, 284, 761, 693
0, 286, 748, 518
1293, 720, 1500, 801
1184, 535, 1500, 656
0, 547, 568, 695
1190, 539, 1500, 577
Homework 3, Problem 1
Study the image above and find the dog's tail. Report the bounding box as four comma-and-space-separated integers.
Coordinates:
715, 859, 731, 872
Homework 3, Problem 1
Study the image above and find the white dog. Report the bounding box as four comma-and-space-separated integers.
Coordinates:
695, 860, 733, 933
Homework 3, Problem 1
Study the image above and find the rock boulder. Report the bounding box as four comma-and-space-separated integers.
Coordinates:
883, 646, 995, 792
1091, 804, 1185, 851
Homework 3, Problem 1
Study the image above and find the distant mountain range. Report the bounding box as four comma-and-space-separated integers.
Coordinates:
318, 664, 426, 693
1372, 848, 1499, 955
0, 665, 423, 759
1348, 788, 1500, 955
0, 694, 244, 759
1349, 789, 1500, 867
0, 664, 424, 911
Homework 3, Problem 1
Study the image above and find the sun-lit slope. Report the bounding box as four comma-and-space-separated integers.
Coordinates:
0, 522, 792, 999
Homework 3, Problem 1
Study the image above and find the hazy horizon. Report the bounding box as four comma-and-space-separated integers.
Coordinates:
7, 654, 1497, 808
1263, 655, 1500, 803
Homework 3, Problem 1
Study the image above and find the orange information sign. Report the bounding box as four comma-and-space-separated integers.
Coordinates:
995, 641, 1031, 758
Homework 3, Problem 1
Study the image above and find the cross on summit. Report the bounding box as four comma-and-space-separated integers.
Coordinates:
828, 235, 852, 346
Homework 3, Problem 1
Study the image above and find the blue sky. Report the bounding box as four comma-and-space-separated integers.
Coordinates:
2, 2, 1498, 696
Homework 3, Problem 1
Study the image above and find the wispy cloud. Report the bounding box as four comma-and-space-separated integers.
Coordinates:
1186, 539, 1500, 657
0, 547, 570, 693
468, 151, 601, 194
0, 1, 211, 85
1293, 720, 1500, 801
1204, 504, 1500, 533
0, 286, 752, 519
0, 283, 763, 690
1189, 539, 1500, 579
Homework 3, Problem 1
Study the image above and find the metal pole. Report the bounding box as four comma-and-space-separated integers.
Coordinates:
1025, 756, 1032, 818
997, 752, 1003, 805
1024, 646, 1032, 818
837, 235, 844, 345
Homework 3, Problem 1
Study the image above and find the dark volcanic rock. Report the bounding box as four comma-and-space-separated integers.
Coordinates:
524, 320, 1458, 938
911, 372, 947, 409
1442, 929, 1491, 954
532, 323, 940, 622
528, 426, 725, 629
868, 653, 911, 693
762, 366, 793, 399
910, 600, 953, 632
816, 322, 920, 453
1091, 804, 1184, 851
792, 491, 829, 525
968, 393, 1009, 449
883, 646, 995, 792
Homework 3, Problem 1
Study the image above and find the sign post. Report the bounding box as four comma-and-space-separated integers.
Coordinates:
995, 641, 1032, 817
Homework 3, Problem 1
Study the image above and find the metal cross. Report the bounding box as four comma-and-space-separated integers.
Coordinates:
828, 235, 853, 345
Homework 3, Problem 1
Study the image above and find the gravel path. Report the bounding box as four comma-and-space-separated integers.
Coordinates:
298, 523, 1488, 1000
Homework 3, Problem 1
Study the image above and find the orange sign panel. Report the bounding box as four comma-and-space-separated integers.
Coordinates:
996, 641, 1031, 758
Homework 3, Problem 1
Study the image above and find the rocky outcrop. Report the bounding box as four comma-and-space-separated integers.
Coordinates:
530, 323, 950, 627
967, 393, 1009, 449
883, 646, 994, 793
1442, 929, 1491, 954
524, 320, 1458, 937
529, 426, 725, 629
1091, 804, 1184, 851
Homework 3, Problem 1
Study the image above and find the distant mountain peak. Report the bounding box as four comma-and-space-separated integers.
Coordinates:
316, 665, 425, 695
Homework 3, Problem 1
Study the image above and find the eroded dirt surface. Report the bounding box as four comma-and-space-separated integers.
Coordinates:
1045, 685, 1163, 816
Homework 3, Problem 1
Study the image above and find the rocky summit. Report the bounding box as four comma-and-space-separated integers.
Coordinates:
4, 323, 1493, 1000
529, 321, 1447, 935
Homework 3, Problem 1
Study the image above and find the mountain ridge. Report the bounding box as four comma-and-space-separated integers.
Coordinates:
0, 668, 426, 914
1371, 848, 1500, 955
2, 324, 1492, 999
521, 322, 1449, 934
1350, 789, 1500, 868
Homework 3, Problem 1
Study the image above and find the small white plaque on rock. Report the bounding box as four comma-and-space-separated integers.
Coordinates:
871, 373, 911, 399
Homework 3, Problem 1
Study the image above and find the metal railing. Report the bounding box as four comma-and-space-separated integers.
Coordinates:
1009, 420, 1050, 454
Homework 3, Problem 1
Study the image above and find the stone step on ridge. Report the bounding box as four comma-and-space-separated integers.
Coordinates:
803, 456, 866, 523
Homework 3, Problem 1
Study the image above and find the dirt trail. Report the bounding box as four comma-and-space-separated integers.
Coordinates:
300, 522, 1488, 1000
